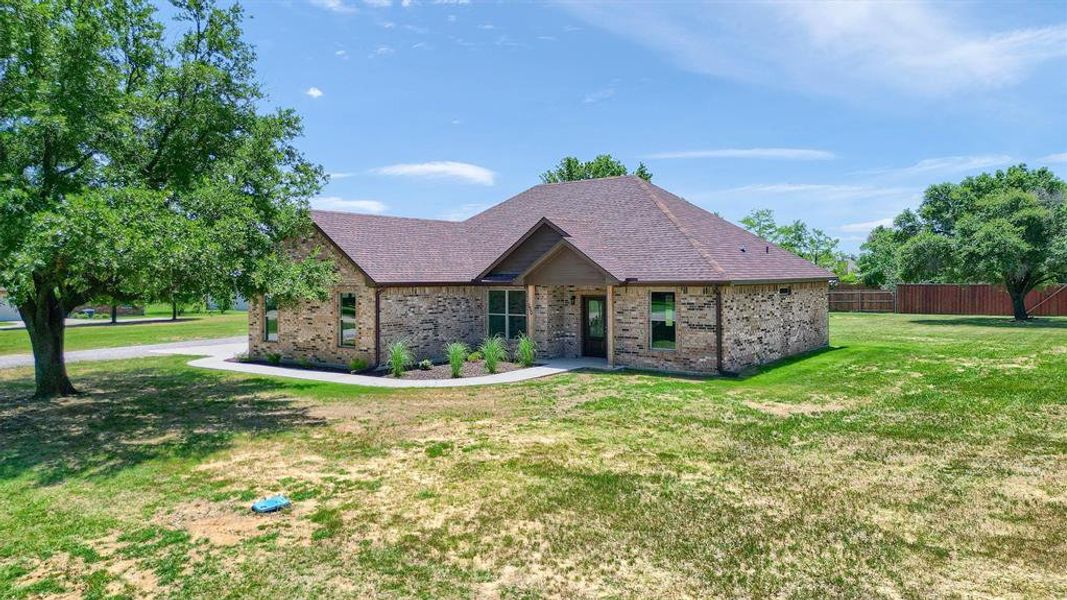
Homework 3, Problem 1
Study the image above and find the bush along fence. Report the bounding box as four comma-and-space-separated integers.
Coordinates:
830, 283, 1067, 316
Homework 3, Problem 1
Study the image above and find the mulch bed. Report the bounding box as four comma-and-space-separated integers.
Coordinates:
368, 360, 532, 380
230, 357, 536, 380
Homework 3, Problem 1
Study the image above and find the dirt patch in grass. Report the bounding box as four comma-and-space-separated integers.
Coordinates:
744, 399, 849, 417
154, 499, 270, 546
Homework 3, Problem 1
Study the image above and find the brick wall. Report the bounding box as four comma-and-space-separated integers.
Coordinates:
248, 231, 376, 369
378, 286, 487, 362
719, 281, 829, 373
612, 285, 720, 374
531, 285, 606, 358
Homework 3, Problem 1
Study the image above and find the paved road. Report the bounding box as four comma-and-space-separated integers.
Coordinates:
0, 336, 246, 370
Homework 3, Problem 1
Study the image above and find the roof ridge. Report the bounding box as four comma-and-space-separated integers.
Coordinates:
312, 209, 459, 225
534, 174, 638, 187
636, 178, 726, 276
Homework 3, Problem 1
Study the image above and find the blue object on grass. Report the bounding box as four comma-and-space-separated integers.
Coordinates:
251, 494, 291, 513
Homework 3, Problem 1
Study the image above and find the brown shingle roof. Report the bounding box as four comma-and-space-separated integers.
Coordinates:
311, 176, 833, 284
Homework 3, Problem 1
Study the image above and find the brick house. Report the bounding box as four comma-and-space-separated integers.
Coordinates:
249, 176, 832, 375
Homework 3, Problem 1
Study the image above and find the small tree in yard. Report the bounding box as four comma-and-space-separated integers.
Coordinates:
0, 0, 335, 397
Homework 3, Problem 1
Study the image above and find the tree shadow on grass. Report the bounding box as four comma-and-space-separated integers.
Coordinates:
589, 345, 847, 382
0, 361, 327, 486
909, 316, 1067, 329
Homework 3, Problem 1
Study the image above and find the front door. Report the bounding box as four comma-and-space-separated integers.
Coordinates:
581, 296, 607, 357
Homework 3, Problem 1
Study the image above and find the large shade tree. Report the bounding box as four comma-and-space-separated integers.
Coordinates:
540, 154, 652, 183
0, 0, 335, 397
857, 165, 1066, 319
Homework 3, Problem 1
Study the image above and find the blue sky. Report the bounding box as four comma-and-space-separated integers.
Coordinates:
232, 0, 1066, 252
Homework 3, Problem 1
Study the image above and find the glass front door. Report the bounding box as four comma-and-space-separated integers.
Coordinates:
581, 296, 607, 357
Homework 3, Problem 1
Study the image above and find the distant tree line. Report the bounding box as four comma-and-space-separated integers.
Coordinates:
740, 209, 857, 283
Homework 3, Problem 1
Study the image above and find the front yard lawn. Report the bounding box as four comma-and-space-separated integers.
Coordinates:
0, 312, 247, 356
1, 313, 1064, 598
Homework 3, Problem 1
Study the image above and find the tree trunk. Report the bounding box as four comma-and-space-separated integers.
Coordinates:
111, 304, 118, 324
1008, 288, 1029, 321
172, 299, 177, 321
20, 291, 77, 398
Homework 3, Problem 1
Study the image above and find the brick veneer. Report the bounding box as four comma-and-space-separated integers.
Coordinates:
530, 285, 607, 358
612, 285, 720, 374
248, 230, 376, 368
719, 281, 829, 373
378, 286, 487, 362
249, 228, 828, 374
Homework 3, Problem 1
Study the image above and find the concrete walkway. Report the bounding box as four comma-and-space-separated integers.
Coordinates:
0, 336, 246, 370
0, 317, 191, 331
153, 342, 618, 388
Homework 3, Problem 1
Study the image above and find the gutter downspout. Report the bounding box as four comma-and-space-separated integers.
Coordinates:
715, 285, 724, 374
374, 287, 382, 368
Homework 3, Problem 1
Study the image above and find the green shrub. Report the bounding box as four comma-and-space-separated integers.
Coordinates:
445, 342, 468, 378
516, 334, 537, 367
418, 359, 433, 371
298, 357, 312, 369
266, 352, 281, 366
480, 336, 506, 374
348, 358, 368, 373
466, 351, 483, 362
387, 340, 413, 378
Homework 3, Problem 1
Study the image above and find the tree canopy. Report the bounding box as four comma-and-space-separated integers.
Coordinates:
0, 0, 335, 396
739, 209, 855, 281
857, 164, 1066, 319
540, 154, 652, 183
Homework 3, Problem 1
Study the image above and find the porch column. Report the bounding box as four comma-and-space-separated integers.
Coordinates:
527, 284, 535, 342
606, 285, 615, 366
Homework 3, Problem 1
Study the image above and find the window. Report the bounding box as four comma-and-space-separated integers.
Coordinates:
264, 296, 278, 342
488, 290, 527, 339
779, 287, 792, 295
650, 292, 675, 349
339, 293, 357, 347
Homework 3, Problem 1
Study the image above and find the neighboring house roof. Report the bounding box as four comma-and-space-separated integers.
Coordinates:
311, 175, 833, 285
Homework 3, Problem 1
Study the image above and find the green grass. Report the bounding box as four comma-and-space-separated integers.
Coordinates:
0, 312, 246, 356
1, 313, 1064, 598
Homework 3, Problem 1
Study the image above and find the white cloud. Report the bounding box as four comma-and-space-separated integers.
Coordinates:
369, 45, 395, 57
556, 1, 1067, 98
839, 217, 894, 233
723, 183, 915, 201
582, 88, 615, 104
309, 0, 358, 13
335, 49, 348, 59
645, 148, 836, 160
312, 197, 388, 214
869, 154, 1014, 177
433, 0, 470, 4
478, 23, 495, 30
363, 0, 391, 6
305, 87, 324, 98
441, 202, 491, 221
373, 161, 496, 185
1041, 152, 1067, 163
328, 172, 355, 180
379, 20, 396, 28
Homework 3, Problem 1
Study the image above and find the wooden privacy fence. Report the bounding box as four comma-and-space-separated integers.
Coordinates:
828, 286, 895, 313
895, 284, 1067, 316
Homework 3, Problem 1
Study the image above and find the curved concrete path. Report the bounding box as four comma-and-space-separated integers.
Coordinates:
0, 336, 246, 370
152, 342, 617, 388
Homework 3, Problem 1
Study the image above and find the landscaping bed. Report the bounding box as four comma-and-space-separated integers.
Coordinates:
367, 359, 531, 380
